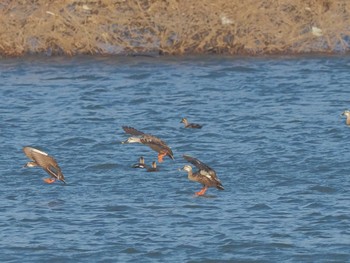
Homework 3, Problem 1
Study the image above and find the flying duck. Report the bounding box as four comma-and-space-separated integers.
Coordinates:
180, 118, 202, 129
23, 146, 66, 184
122, 126, 174, 163
146, 161, 159, 172
132, 156, 147, 169
180, 155, 223, 196
341, 110, 350, 125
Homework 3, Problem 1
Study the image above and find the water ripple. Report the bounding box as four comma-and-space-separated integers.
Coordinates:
1, 55, 350, 262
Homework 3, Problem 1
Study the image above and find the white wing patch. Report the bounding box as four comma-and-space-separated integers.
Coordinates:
31, 148, 49, 156
200, 170, 212, 179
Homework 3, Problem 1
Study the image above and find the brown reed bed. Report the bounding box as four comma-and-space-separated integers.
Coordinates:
0, 0, 350, 57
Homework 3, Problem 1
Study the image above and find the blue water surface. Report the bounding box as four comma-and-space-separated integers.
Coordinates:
1, 55, 350, 262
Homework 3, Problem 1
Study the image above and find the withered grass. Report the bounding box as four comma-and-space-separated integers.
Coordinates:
1, 0, 349, 56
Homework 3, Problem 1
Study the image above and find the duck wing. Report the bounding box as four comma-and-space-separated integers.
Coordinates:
189, 123, 202, 129
183, 155, 213, 172
23, 146, 48, 161
122, 126, 145, 136
141, 135, 174, 159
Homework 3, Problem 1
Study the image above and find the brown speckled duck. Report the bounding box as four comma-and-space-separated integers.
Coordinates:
181, 155, 223, 196
23, 146, 66, 184
180, 118, 202, 129
341, 110, 350, 125
122, 126, 174, 163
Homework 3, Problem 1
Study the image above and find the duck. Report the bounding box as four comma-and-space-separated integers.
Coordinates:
132, 156, 147, 169
180, 154, 223, 196
23, 146, 66, 184
121, 126, 174, 162
341, 110, 350, 125
146, 161, 159, 172
180, 118, 202, 129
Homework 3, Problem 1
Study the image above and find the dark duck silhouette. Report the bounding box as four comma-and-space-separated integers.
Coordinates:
180, 155, 223, 196
132, 156, 147, 169
180, 118, 202, 129
122, 126, 174, 163
146, 161, 159, 172
23, 146, 66, 184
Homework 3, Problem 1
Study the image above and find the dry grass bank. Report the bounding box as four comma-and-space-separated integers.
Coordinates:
0, 0, 349, 56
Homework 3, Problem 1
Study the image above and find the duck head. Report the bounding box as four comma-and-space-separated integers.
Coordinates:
180, 118, 188, 124
180, 165, 192, 173
23, 161, 37, 168
342, 110, 350, 117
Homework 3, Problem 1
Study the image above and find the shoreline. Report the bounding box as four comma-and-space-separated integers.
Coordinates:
1, 1, 349, 57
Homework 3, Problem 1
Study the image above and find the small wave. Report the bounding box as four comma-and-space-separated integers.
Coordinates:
247, 203, 272, 210
309, 185, 336, 193
87, 163, 119, 170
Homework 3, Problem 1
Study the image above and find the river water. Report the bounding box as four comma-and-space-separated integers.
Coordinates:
1, 55, 350, 262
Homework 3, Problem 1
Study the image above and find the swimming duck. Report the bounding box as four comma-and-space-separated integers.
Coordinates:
132, 156, 147, 169
180, 155, 223, 196
180, 118, 202, 129
146, 161, 159, 172
122, 126, 174, 163
23, 146, 66, 184
341, 110, 350, 125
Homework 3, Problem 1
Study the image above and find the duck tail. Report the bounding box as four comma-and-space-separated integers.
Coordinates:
217, 183, 224, 191
168, 154, 175, 160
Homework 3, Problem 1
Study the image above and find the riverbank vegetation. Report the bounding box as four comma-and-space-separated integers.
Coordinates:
1, 0, 349, 56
